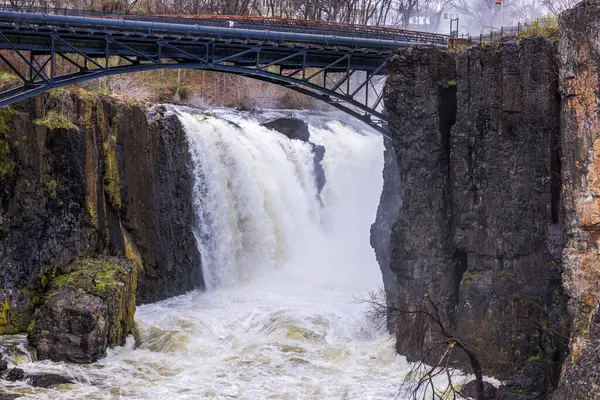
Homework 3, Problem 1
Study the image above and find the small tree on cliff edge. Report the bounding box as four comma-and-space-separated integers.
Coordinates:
362, 290, 486, 400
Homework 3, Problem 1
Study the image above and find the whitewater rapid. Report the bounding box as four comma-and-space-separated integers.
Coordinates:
0, 109, 413, 399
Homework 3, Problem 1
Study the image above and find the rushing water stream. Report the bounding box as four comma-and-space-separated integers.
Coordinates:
0, 109, 414, 399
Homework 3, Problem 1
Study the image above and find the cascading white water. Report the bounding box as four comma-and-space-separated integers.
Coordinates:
0, 109, 415, 400
179, 110, 385, 293
180, 112, 324, 290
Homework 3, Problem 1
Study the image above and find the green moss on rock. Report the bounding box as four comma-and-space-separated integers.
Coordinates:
0, 291, 36, 335
0, 298, 10, 327
44, 178, 58, 199
33, 110, 78, 130
103, 136, 122, 210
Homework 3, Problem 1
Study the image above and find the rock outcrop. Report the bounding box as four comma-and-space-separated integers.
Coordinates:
383, 45, 462, 358
552, 1, 600, 397
0, 90, 203, 359
379, 38, 569, 396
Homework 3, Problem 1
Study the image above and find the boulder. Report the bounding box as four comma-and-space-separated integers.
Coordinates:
27, 373, 74, 388
262, 117, 310, 142
28, 257, 137, 363
0, 395, 20, 400
4, 368, 24, 382
460, 380, 498, 399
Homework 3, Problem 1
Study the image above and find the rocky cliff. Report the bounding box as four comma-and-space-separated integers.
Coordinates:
553, 1, 600, 397
377, 37, 570, 396
0, 90, 203, 358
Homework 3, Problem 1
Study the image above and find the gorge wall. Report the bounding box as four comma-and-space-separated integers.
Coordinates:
379, 37, 569, 397
0, 91, 203, 349
377, 1, 600, 396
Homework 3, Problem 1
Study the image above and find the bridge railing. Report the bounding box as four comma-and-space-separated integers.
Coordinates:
452, 17, 557, 45
0, 4, 448, 46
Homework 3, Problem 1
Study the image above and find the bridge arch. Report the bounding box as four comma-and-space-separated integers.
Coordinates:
0, 61, 388, 135
0, 9, 449, 134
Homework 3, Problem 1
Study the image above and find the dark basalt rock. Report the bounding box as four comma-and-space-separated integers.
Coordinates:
0, 359, 7, 372
460, 380, 498, 400
0, 367, 73, 388
0, 395, 20, 400
262, 117, 327, 196
29, 289, 108, 363
26, 373, 74, 388
4, 368, 24, 382
370, 136, 402, 322
262, 117, 310, 142
312, 144, 326, 196
123, 110, 204, 304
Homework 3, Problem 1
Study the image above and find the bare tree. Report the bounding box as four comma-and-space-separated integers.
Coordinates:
541, 0, 579, 14
362, 290, 486, 400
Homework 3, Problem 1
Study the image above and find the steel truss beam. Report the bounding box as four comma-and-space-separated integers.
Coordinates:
0, 25, 391, 134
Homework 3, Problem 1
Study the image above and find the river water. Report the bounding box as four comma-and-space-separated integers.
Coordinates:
0, 109, 414, 399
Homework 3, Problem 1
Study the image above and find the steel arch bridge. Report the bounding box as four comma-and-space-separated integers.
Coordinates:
0, 9, 450, 134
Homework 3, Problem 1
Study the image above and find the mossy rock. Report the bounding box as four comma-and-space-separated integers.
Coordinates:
51, 257, 137, 346
0, 290, 36, 335
281, 345, 304, 353
28, 256, 137, 363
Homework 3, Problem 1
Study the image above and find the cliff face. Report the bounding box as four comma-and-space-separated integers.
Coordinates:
0, 90, 203, 337
553, 1, 600, 396
451, 37, 568, 388
381, 46, 460, 340
380, 38, 569, 395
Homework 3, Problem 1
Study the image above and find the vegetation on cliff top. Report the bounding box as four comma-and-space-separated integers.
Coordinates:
518, 16, 558, 40
0, 72, 20, 93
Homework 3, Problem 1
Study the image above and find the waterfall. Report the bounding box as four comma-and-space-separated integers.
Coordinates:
179, 110, 385, 293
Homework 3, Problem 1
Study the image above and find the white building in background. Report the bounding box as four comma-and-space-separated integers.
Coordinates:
439, 8, 469, 34
405, 7, 469, 35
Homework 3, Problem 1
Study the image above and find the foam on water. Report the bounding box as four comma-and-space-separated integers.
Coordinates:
0, 110, 414, 399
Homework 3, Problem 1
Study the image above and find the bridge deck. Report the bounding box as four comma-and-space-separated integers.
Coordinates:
0, 5, 450, 46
